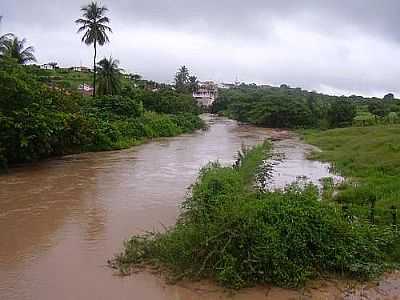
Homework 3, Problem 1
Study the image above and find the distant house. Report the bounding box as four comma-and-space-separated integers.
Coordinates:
81, 66, 92, 73
122, 73, 131, 80
193, 81, 218, 107
72, 66, 92, 73
40, 63, 56, 70
218, 82, 235, 89
78, 83, 94, 96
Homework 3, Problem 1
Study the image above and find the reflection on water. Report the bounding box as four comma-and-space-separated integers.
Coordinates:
0, 115, 398, 300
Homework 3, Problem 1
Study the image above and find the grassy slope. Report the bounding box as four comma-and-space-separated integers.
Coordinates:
33, 68, 131, 90
303, 125, 400, 215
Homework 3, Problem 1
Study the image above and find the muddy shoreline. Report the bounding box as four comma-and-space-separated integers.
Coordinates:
123, 270, 400, 300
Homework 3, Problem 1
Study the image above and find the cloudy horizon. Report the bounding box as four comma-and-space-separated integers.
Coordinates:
2, 0, 400, 97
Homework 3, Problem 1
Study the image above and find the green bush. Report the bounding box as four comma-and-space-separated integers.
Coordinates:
112, 142, 399, 288
89, 95, 144, 118
353, 112, 378, 126
141, 111, 182, 137
137, 89, 200, 115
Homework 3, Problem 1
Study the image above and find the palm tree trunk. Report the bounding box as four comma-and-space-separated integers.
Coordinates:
93, 40, 97, 97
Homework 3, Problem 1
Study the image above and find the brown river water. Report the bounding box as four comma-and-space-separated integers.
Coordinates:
0, 115, 399, 300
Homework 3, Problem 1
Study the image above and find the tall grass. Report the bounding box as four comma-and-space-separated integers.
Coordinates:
111, 141, 399, 288
303, 125, 400, 224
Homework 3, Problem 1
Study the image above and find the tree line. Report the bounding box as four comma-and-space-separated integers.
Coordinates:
213, 84, 400, 129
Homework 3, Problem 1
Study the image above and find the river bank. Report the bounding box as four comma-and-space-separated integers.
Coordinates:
1, 116, 399, 299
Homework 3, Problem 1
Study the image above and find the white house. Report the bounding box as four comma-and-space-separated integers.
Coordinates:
193, 81, 218, 107
40, 63, 55, 70
78, 83, 94, 95
72, 66, 92, 72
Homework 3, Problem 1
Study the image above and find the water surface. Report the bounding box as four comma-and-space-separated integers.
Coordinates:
0, 115, 398, 300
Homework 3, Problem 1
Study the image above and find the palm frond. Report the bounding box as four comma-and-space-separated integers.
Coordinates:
0, 35, 36, 64
97, 16, 110, 24
75, 2, 111, 47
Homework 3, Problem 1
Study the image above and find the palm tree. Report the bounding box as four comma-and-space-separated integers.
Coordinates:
97, 56, 122, 95
0, 34, 36, 64
76, 2, 112, 96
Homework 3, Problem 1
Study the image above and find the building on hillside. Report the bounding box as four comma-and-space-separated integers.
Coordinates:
71, 66, 92, 72
40, 63, 56, 70
78, 83, 94, 96
193, 81, 218, 107
218, 82, 235, 89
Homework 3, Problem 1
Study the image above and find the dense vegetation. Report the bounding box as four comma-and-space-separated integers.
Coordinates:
112, 142, 399, 288
304, 125, 400, 225
0, 3, 205, 171
0, 60, 203, 170
213, 84, 400, 129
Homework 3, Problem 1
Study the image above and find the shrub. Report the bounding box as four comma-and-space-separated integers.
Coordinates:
139, 89, 200, 115
90, 95, 144, 118
112, 142, 399, 288
141, 111, 182, 137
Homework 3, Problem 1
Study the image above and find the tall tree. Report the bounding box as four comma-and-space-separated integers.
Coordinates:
76, 1, 112, 97
188, 75, 199, 93
97, 56, 122, 95
175, 65, 190, 92
0, 35, 36, 64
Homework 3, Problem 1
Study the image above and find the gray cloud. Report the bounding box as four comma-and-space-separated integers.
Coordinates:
1, 0, 400, 96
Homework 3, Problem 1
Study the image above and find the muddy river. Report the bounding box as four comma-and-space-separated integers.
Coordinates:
0, 115, 399, 300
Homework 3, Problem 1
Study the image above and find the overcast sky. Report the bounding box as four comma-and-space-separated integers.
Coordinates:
1, 0, 400, 97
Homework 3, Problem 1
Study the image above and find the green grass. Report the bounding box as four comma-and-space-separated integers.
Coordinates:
303, 125, 400, 224
32, 68, 132, 90
34, 69, 93, 90
111, 141, 399, 289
